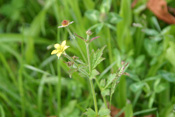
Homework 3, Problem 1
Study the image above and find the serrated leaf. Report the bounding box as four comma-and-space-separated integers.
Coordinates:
85, 10, 100, 22
94, 58, 105, 69
105, 74, 116, 89
77, 65, 89, 78
92, 46, 106, 69
98, 107, 110, 116
101, 89, 110, 96
85, 108, 96, 117
89, 69, 99, 80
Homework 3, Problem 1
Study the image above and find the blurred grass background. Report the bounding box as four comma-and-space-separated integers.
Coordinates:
0, 0, 175, 116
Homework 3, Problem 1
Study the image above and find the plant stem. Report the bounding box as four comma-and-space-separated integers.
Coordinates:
95, 79, 108, 108
19, 26, 25, 117
57, 60, 61, 116
85, 37, 98, 114
53, 2, 61, 116
66, 27, 86, 62
89, 79, 98, 114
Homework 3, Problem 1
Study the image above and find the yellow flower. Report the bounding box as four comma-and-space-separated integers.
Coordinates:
58, 20, 74, 28
51, 40, 69, 58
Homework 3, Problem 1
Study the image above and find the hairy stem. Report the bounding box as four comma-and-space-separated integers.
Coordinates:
86, 36, 98, 114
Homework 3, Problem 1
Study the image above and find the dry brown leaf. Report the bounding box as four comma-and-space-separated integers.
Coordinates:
110, 105, 125, 117
108, 103, 125, 117
147, 0, 175, 24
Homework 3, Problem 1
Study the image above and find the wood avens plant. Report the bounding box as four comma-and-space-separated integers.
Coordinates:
51, 20, 129, 117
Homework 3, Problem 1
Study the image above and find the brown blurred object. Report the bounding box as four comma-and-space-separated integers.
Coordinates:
147, 0, 175, 24
168, 7, 175, 15
109, 104, 125, 117
109, 103, 155, 117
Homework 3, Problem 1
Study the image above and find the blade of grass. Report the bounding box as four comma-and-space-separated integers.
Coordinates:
133, 108, 157, 116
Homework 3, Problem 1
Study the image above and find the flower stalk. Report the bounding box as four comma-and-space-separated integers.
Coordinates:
86, 35, 98, 114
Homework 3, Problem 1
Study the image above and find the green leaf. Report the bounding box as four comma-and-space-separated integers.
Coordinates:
135, 55, 145, 67
100, 0, 112, 13
0, 104, 5, 117
158, 70, 175, 82
142, 29, 159, 36
130, 82, 144, 93
89, 69, 99, 80
110, 78, 118, 95
105, 23, 116, 31
96, 23, 104, 33
148, 92, 155, 108
92, 46, 106, 69
154, 83, 167, 93
165, 42, 175, 67
85, 108, 96, 117
144, 39, 163, 57
98, 107, 110, 116
24, 64, 51, 75
61, 100, 78, 116
101, 89, 110, 96
108, 12, 122, 24
151, 17, 161, 31
105, 74, 116, 88
125, 104, 133, 117
100, 79, 106, 88
85, 10, 100, 22
133, 108, 157, 116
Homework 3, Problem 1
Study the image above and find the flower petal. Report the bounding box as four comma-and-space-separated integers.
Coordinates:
69, 21, 74, 25
58, 26, 65, 28
56, 52, 62, 58
61, 40, 66, 47
63, 46, 69, 51
54, 44, 60, 48
51, 50, 58, 55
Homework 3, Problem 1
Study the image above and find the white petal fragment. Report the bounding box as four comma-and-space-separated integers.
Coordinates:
58, 26, 65, 28
69, 21, 74, 25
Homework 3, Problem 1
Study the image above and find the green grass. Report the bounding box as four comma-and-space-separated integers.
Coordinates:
0, 0, 175, 116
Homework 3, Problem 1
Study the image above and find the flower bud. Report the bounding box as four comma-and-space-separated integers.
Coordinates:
86, 30, 92, 36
